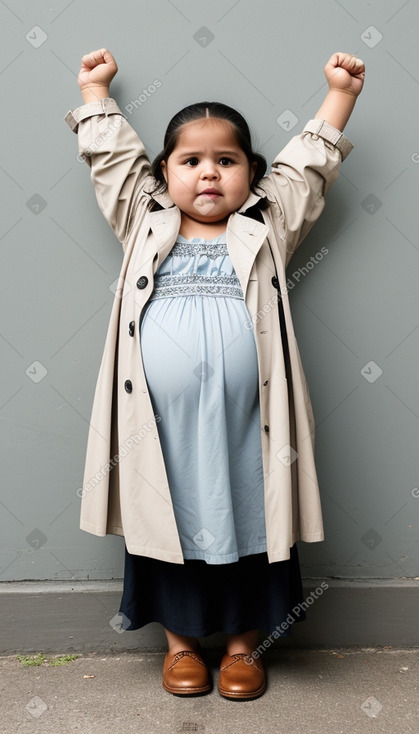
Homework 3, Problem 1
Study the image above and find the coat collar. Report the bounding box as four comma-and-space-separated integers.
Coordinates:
145, 179, 270, 298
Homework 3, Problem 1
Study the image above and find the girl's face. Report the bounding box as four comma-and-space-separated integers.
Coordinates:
160, 118, 257, 228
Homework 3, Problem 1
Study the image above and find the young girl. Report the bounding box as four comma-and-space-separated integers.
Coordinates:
65, 48, 364, 700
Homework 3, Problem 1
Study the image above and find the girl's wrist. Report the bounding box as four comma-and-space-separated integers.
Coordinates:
314, 89, 357, 132
327, 86, 359, 99
81, 84, 111, 104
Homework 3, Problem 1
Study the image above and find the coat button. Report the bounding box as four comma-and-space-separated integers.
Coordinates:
124, 379, 132, 393
263, 380, 268, 386
271, 276, 279, 289
129, 320, 135, 336
264, 424, 269, 433
136, 276, 148, 289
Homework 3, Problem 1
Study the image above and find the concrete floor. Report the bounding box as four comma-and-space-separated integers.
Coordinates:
2, 647, 418, 734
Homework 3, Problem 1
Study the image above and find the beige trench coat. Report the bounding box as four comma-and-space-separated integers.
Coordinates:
64, 98, 353, 563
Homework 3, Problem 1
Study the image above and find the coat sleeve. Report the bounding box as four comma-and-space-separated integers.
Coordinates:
64, 97, 152, 249
261, 119, 354, 268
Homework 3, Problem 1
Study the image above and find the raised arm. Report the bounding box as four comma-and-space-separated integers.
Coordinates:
261, 52, 365, 267
314, 52, 365, 131
78, 47, 117, 104
64, 49, 152, 249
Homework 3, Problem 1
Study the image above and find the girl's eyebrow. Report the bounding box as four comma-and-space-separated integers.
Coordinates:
175, 150, 240, 157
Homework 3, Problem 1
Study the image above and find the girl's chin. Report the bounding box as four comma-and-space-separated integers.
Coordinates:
191, 199, 223, 216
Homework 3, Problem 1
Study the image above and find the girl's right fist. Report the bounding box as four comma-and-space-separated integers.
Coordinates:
78, 48, 118, 90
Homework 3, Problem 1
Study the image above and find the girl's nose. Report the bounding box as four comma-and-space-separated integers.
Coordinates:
200, 163, 220, 179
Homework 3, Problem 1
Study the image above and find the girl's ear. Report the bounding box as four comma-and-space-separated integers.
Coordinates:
161, 160, 168, 183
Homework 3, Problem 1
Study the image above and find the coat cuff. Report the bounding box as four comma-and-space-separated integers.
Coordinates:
64, 97, 126, 133
303, 119, 354, 161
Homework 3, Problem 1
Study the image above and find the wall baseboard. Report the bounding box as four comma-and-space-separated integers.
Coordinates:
1, 579, 418, 654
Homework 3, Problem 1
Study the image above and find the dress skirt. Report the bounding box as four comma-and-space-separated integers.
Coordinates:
116, 232, 307, 638
118, 543, 306, 637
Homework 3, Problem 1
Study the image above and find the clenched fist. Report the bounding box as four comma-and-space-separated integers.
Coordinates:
324, 52, 365, 97
78, 48, 118, 91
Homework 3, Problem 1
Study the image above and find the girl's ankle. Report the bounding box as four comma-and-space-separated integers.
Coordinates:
225, 630, 259, 657
163, 628, 201, 655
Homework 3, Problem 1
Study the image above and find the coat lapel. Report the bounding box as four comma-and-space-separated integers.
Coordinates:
226, 212, 269, 299
148, 207, 181, 271
147, 186, 270, 295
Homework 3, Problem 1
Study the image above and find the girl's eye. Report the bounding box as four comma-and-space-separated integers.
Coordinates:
184, 157, 234, 166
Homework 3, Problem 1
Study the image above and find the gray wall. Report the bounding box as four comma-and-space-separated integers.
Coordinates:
1, 0, 418, 583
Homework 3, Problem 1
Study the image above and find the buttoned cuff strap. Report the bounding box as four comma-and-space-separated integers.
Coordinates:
64, 97, 126, 133
303, 119, 354, 161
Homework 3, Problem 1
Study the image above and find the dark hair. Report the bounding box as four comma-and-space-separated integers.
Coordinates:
147, 101, 269, 211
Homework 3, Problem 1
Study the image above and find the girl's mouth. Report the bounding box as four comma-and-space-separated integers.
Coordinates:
199, 188, 222, 197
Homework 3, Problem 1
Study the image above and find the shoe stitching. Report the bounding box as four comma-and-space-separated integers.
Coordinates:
166, 650, 207, 671
220, 653, 261, 670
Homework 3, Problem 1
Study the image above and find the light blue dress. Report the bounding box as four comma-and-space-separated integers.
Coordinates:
139, 232, 267, 564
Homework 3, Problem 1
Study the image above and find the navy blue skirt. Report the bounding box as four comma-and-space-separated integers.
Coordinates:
117, 543, 306, 637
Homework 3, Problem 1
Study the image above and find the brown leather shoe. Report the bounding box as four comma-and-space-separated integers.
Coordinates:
162, 650, 212, 696
218, 652, 266, 700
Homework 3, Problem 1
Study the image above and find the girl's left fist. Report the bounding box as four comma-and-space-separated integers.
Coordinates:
324, 52, 365, 97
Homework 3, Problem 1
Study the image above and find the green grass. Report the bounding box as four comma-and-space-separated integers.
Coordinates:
16, 653, 80, 667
